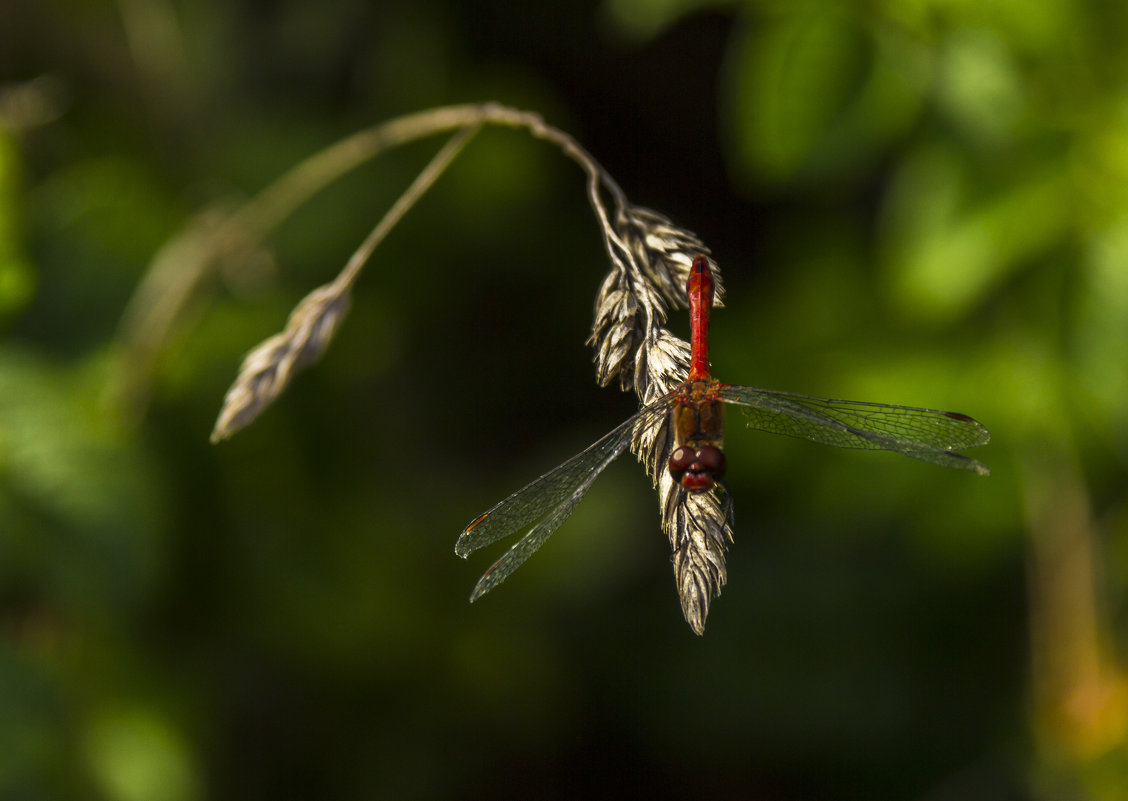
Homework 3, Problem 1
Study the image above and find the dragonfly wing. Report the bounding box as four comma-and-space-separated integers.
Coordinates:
455, 421, 636, 557
468, 465, 605, 601
455, 399, 671, 598
717, 385, 991, 475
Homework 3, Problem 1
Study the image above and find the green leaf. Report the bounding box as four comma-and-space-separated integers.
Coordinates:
723, 4, 926, 186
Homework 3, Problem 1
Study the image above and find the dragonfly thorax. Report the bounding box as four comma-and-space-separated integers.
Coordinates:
669, 380, 726, 492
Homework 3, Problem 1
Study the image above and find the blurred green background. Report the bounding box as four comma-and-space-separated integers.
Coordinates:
2, 0, 1127, 798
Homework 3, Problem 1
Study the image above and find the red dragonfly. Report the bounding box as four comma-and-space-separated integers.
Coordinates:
456, 256, 989, 600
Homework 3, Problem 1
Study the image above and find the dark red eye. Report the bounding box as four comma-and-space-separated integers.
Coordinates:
668, 446, 695, 480
694, 445, 726, 479
668, 444, 726, 491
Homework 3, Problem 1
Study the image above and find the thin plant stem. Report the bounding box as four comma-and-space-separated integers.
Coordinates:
208, 123, 481, 442
332, 122, 481, 295
115, 103, 624, 413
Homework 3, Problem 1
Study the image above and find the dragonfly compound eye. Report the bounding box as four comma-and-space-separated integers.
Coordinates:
668, 444, 726, 491
668, 446, 695, 481
694, 445, 726, 479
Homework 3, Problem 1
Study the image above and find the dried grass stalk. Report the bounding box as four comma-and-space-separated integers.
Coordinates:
192, 101, 735, 632
587, 198, 735, 633
209, 123, 480, 440
203, 103, 619, 440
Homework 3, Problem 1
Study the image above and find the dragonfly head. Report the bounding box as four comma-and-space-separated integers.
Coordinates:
668, 443, 726, 492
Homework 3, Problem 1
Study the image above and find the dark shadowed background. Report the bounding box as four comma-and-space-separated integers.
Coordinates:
2, 0, 1126, 799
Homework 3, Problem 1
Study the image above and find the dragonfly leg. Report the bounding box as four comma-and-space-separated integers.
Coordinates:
717, 482, 735, 532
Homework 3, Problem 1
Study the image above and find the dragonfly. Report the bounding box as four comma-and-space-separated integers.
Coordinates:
456, 255, 990, 601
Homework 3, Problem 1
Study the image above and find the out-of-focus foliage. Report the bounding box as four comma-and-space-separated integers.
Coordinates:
0, 133, 36, 323
1, 0, 1126, 799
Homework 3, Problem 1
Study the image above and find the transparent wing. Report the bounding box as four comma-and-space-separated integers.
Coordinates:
716, 384, 991, 475
455, 400, 671, 600
464, 463, 610, 602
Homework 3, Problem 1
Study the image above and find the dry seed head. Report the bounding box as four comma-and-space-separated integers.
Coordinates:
664, 477, 734, 636
627, 331, 687, 480
616, 205, 724, 311
211, 284, 350, 442
589, 270, 648, 391
589, 205, 723, 397
586, 202, 733, 634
